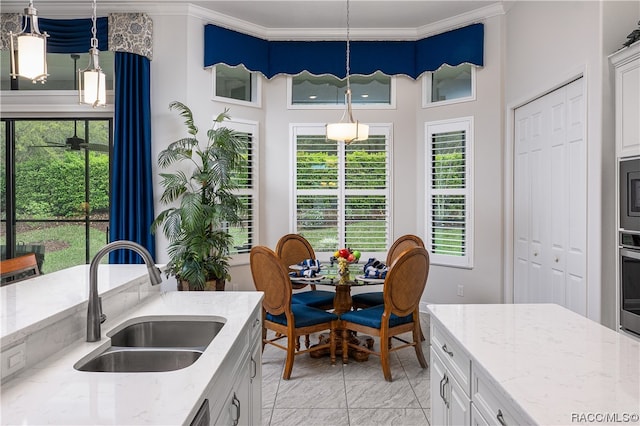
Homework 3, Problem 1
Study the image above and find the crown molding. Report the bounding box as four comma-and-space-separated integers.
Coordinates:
1, 1, 506, 40
415, 2, 505, 38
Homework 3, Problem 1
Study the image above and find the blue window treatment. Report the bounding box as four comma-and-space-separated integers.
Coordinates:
204, 23, 484, 78
109, 52, 156, 264
36, 18, 156, 264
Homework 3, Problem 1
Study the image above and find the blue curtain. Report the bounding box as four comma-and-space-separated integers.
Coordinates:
204, 23, 484, 78
36, 18, 156, 264
38, 17, 108, 53
109, 52, 156, 264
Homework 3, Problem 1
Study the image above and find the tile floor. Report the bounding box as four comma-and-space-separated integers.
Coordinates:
260, 315, 432, 426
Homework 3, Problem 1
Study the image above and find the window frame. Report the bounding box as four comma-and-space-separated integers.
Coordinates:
211, 64, 262, 108
287, 74, 397, 110
422, 64, 476, 108
224, 118, 259, 264
290, 123, 393, 258
424, 117, 474, 268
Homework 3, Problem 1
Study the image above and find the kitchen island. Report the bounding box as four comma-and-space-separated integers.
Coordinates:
428, 304, 640, 425
1, 266, 263, 425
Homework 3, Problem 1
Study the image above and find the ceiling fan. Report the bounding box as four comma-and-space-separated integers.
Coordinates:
33, 54, 109, 153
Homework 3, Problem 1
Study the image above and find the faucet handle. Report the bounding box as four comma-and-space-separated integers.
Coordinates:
99, 297, 107, 324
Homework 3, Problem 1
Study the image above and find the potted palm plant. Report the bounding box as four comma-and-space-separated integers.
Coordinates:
152, 101, 246, 290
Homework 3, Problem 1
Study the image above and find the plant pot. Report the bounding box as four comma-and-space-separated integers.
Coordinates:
177, 278, 226, 291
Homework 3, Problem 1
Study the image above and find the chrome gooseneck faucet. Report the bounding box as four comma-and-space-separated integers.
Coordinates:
87, 240, 163, 342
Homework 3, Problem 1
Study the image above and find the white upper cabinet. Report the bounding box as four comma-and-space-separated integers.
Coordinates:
610, 41, 640, 159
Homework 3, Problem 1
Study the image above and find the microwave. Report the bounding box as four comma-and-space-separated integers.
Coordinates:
620, 158, 640, 232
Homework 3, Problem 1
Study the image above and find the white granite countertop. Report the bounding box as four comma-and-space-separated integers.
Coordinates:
1, 290, 263, 425
427, 304, 640, 425
1, 265, 158, 347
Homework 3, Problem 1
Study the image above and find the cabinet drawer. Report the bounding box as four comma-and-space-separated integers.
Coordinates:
431, 323, 471, 397
472, 368, 527, 426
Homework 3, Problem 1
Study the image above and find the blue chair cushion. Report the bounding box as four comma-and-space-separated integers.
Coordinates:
352, 292, 383, 307
291, 290, 335, 308
266, 304, 338, 328
340, 305, 413, 329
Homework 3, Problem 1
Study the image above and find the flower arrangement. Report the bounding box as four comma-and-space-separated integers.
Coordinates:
331, 248, 361, 284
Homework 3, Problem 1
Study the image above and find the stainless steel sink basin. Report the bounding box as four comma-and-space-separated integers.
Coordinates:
109, 320, 225, 348
75, 348, 203, 372
75, 318, 225, 373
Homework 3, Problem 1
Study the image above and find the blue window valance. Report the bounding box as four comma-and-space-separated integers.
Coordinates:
204, 23, 484, 79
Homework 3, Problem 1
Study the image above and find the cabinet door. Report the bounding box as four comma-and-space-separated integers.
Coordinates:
449, 373, 470, 426
430, 349, 448, 426
249, 337, 262, 425
214, 358, 251, 426
471, 404, 489, 426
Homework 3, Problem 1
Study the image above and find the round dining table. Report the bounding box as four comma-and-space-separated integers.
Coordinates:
290, 272, 383, 361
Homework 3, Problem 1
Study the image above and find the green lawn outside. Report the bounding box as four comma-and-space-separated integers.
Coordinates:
2, 224, 109, 274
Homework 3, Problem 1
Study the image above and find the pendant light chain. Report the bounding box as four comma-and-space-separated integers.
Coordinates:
345, 0, 351, 93
90, 0, 98, 49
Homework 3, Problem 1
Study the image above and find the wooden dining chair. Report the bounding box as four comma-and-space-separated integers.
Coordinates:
0, 253, 40, 286
275, 233, 335, 310
337, 246, 430, 381
352, 234, 425, 310
250, 246, 339, 379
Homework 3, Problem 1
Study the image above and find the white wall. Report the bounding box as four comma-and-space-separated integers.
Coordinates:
124, 6, 507, 300
503, 0, 640, 326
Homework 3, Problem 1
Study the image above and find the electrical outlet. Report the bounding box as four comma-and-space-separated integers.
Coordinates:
457, 285, 464, 297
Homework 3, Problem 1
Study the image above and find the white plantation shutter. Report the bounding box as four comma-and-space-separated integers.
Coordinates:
227, 121, 257, 254
425, 118, 473, 268
293, 125, 390, 254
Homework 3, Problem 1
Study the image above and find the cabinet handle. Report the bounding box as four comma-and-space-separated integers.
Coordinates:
439, 375, 446, 401
231, 393, 241, 426
250, 357, 257, 380
443, 376, 450, 409
497, 409, 507, 426
442, 344, 454, 357
253, 318, 260, 328
554, 256, 559, 263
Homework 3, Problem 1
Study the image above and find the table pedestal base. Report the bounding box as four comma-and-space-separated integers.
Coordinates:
310, 331, 374, 362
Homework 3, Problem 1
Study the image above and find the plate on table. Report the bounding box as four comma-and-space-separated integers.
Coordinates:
290, 275, 325, 283
288, 264, 321, 272
355, 275, 385, 284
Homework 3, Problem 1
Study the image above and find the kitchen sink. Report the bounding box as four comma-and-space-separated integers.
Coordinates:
75, 318, 225, 373
108, 319, 225, 348
75, 347, 203, 372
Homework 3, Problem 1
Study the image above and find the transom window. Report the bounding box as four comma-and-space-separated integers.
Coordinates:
423, 63, 475, 107
290, 71, 393, 107
212, 64, 261, 106
292, 125, 391, 254
425, 117, 473, 268
0, 51, 114, 91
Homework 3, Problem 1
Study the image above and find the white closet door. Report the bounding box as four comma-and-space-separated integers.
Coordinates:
513, 78, 587, 315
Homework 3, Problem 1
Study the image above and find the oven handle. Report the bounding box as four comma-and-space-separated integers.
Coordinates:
620, 248, 640, 260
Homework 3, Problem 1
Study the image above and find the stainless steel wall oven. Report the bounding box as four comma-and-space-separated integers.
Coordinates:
620, 233, 640, 337
619, 158, 640, 337
620, 158, 640, 231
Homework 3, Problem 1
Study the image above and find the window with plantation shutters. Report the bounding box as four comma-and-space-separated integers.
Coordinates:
425, 118, 473, 268
226, 120, 257, 255
292, 125, 390, 254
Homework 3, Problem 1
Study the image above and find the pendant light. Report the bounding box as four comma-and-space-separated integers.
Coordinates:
9, 0, 49, 83
78, 0, 106, 107
326, 0, 369, 144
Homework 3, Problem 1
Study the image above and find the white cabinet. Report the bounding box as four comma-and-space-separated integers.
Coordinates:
430, 324, 471, 426
610, 41, 640, 159
208, 308, 262, 426
430, 320, 526, 426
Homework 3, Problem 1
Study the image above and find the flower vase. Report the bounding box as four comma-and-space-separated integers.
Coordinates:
338, 258, 351, 284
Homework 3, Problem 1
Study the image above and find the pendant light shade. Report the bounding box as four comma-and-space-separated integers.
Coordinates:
326, 0, 369, 144
9, 0, 49, 83
78, 0, 106, 107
